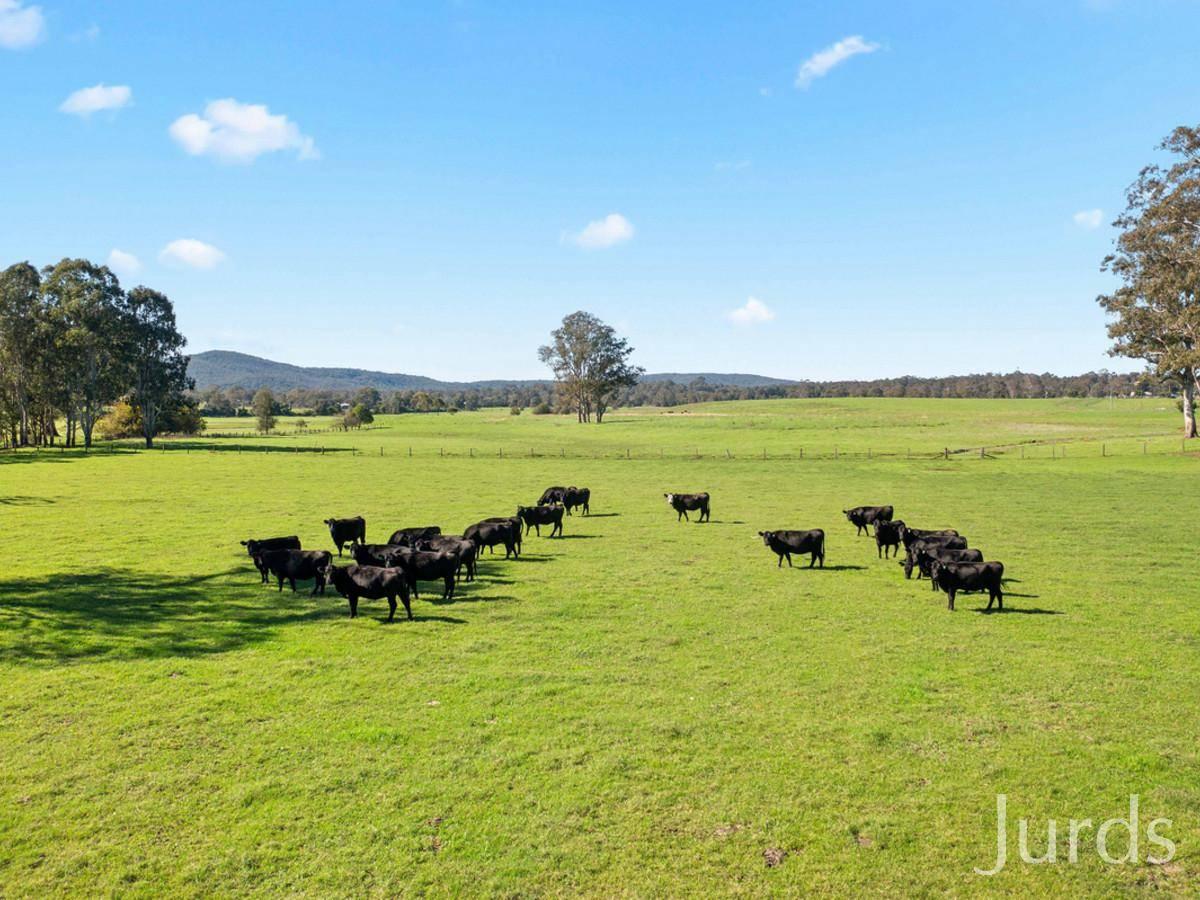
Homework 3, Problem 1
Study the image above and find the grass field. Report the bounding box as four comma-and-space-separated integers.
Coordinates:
2, 399, 1198, 896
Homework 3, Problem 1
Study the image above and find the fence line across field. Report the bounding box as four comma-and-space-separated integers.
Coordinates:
8, 434, 1197, 461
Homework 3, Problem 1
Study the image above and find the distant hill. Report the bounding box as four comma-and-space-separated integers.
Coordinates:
187, 350, 792, 392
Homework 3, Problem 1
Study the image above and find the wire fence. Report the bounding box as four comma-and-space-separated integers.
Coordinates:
4, 434, 1198, 462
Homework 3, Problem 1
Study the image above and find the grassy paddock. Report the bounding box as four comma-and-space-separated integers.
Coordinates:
1, 399, 1198, 896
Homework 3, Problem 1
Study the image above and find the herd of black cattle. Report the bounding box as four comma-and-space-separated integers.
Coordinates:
240, 488, 1005, 621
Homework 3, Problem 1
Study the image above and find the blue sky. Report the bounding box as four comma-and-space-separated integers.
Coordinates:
3, 0, 1198, 381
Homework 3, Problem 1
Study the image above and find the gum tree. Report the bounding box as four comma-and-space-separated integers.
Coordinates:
1099, 125, 1200, 437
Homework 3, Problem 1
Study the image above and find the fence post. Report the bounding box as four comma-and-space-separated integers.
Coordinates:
944, 447, 949, 460
409, 446, 412, 457
1102, 443, 1106, 457
867, 448, 871, 460
499, 448, 503, 459
726, 449, 731, 459
800, 447, 804, 459
835, 447, 838, 460
1020, 446, 1024, 459
380, 446, 383, 456
980, 447, 985, 459
1143, 441, 1147, 455
627, 448, 631, 459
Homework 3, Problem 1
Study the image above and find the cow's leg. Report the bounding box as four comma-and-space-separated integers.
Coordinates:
402, 594, 413, 620
948, 589, 956, 611
444, 575, 454, 600
809, 552, 817, 568
289, 577, 298, 593
277, 574, 285, 592
349, 595, 358, 618
387, 595, 397, 622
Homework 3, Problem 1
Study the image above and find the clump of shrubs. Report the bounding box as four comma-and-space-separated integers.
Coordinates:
531, 401, 552, 415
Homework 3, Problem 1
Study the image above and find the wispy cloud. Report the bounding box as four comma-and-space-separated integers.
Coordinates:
728, 297, 775, 326
1073, 208, 1104, 230
0, 0, 45, 49
169, 99, 318, 164
160, 239, 226, 269
60, 84, 132, 116
565, 213, 635, 250
795, 35, 880, 89
107, 249, 142, 277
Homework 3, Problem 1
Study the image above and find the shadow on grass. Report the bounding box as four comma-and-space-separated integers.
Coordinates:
556, 534, 600, 540
161, 441, 353, 455
578, 513, 620, 518
0, 495, 56, 505
811, 565, 868, 572
0, 567, 335, 666
971, 606, 1062, 615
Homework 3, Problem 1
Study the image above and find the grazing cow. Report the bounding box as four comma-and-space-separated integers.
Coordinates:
759, 529, 825, 568
665, 492, 710, 523
259, 549, 332, 595
562, 486, 591, 516
873, 520, 904, 559
917, 547, 985, 590
241, 536, 301, 583
902, 535, 969, 579
539, 486, 567, 505
899, 525, 960, 552
352, 543, 406, 568
417, 535, 477, 581
465, 520, 519, 559
324, 516, 366, 556
930, 560, 1005, 611
480, 517, 522, 557
387, 526, 442, 546
323, 564, 412, 620
388, 548, 458, 601
843, 506, 893, 537
517, 504, 564, 537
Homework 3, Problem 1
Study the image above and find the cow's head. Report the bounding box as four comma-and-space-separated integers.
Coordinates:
758, 530, 774, 545
323, 518, 334, 526
664, 493, 675, 504
517, 505, 530, 516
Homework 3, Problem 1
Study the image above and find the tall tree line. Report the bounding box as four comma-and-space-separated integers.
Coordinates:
0, 259, 192, 449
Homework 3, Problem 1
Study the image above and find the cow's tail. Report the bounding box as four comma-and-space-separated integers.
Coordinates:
819, 531, 826, 565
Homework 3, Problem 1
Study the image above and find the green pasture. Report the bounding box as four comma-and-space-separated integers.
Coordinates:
1, 399, 1197, 896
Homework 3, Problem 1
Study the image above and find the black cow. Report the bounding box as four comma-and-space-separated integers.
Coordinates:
417, 535, 477, 581
388, 548, 458, 601
899, 525, 960, 552
562, 486, 590, 516
665, 492, 710, 523
323, 564, 412, 620
873, 520, 904, 559
759, 530, 825, 568
930, 560, 1005, 611
902, 535, 968, 579
843, 505, 893, 537
387, 526, 441, 546
465, 520, 519, 559
324, 516, 366, 556
538, 486, 567, 505
352, 543, 406, 567
241, 535, 301, 583
259, 549, 332, 595
479, 517, 522, 557
517, 504, 564, 537
916, 547, 985, 591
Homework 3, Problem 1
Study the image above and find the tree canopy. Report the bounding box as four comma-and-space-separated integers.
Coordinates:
1098, 124, 1200, 437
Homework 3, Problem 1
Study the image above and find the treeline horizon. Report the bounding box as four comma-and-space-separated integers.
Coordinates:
191, 368, 1167, 418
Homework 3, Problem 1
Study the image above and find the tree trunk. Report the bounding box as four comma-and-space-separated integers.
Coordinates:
1184, 371, 1197, 439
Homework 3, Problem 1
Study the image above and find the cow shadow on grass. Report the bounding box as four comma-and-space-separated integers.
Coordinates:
0, 567, 337, 666
579, 513, 619, 518
971, 606, 1061, 615
807, 565, 868, 572
0, 495, 56, 506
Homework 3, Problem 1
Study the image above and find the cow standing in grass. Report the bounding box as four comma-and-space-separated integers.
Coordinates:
465, 520, 520, 559
260, 549, 332, 595
324, 564, 412, 620
324, 516, 366, 556
665, 492, 710, 523
517, 504, 564, 537
479, 517, 523, 557
903, 535, 968, 579
417, 535, 478, 582
873, 520, 904, 559
912, 547, 984, 591
843, 505, 893, 537
930, 560, 1005, 611
562, 486, 590, 516
759, 530, 825, 568
241, 536, 301, 583
387, 526, 441, 546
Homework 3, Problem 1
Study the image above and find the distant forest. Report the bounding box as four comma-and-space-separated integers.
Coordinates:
191, 369, 1165, 417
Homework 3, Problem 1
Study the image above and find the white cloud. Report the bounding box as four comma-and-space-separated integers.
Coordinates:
169, 98, 319, 164
107, 249, 142, 277
795, 35, 880, 89
160, 239, 226, 270
728, 297, 775, 326
566, 213, 635, 250
0, 0, 45, 49
1073, 208, 1104, 230
60, 84, 132, 116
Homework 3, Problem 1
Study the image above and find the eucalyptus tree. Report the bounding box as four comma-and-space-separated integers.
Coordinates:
1099, 125, 1200, 437
124, 287, 192, 447
538, 311, 643, 423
